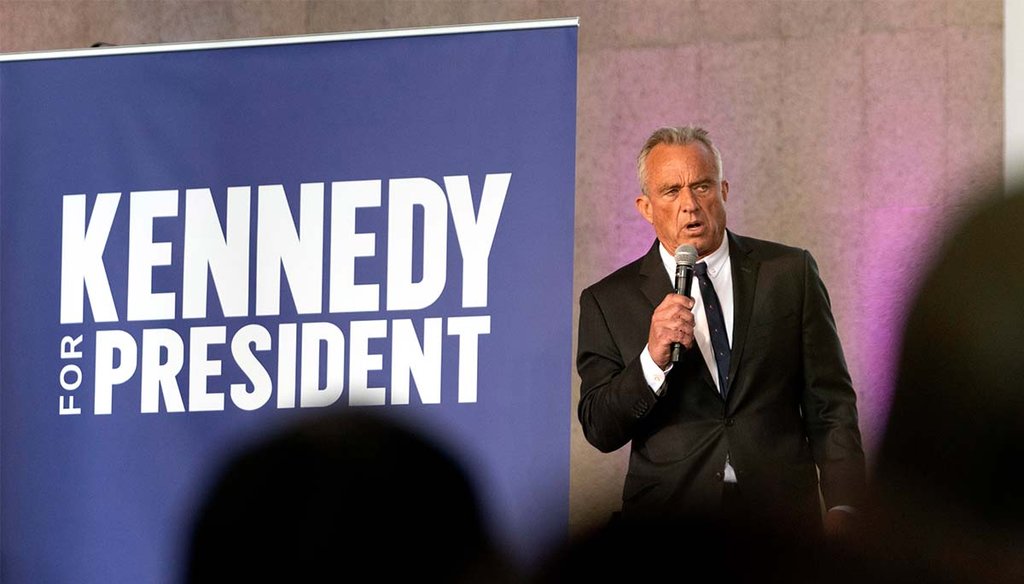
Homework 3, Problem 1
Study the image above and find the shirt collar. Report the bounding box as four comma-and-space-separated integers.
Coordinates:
658, 233, 730, 280
700, 234, 730, 277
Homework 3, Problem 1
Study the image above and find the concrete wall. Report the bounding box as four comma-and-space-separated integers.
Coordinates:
0, 0, 1004, 534
1008, 0, 1024, 185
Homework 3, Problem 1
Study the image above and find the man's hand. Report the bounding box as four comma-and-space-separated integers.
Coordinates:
824, 508, 856, 538
648, 293, 695, 368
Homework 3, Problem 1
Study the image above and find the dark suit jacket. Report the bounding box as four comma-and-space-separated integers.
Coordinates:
577, 231, 866, 529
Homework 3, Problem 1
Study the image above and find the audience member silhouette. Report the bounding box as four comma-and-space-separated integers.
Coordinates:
867, 187, 1024, 584
185, 411, 515, 583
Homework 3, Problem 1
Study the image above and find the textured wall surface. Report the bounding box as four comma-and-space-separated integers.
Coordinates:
0, 0, 1004, 535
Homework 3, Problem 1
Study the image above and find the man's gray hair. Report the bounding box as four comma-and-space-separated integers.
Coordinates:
636, 126, 723, 195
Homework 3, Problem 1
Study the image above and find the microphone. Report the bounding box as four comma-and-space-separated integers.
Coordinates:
671, 244, 698, 363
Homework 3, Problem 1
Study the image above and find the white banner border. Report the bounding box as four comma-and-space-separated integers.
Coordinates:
0, 17, 579, 63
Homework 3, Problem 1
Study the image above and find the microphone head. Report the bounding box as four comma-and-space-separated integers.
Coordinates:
674, 244, 698, 267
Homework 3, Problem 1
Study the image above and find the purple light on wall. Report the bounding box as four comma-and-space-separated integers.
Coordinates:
852, 204, 952, 454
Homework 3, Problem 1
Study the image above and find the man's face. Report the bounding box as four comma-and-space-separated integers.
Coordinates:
635, 142, 729, 258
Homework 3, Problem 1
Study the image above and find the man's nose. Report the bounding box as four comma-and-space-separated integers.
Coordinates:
680, 188, 699, 212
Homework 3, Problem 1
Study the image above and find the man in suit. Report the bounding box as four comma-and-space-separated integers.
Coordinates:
577, 126, 866, 534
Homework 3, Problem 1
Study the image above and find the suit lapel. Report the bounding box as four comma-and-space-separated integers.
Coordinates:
638, 240, 673, 308
725, 232, 760, 401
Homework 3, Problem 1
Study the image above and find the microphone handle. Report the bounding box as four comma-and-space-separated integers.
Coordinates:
670, 263, 694, 363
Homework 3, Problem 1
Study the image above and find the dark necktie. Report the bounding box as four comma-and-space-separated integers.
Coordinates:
695, 262, 731, 399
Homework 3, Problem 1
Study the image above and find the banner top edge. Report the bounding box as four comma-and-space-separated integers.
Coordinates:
0, 17, 579, 63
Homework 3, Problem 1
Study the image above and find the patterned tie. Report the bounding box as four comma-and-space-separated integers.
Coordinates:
695, 262, 731, 399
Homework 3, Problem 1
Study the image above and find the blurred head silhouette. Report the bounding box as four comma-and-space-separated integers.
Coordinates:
872, 186, 1024, 582
185, 411, 509, 583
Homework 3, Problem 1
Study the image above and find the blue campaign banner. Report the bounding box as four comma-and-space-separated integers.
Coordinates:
0, 21, 577, 582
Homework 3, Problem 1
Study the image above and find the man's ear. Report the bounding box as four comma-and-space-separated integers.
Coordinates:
721, 180, 729, 202
635, 194, 653, 224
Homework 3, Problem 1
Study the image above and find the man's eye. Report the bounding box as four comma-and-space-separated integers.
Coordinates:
695, 184, 709, 193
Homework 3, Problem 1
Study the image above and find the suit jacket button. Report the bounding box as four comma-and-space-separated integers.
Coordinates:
725, 418, 734, 427
714, 471, 723, 479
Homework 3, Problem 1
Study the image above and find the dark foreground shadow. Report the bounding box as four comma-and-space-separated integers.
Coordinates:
185, 411, 517, 583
